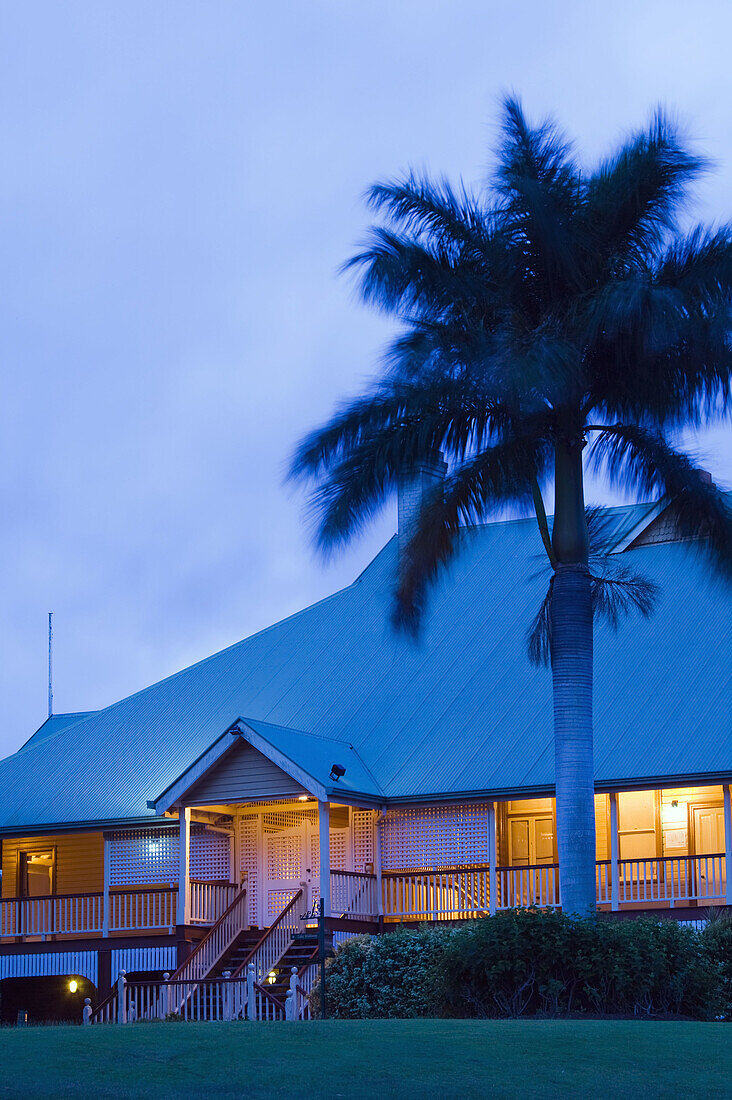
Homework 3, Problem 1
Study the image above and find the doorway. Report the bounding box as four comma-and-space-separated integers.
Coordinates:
692, 804, 726, 900
508, 816, 555, 867
18, 850, 55, 898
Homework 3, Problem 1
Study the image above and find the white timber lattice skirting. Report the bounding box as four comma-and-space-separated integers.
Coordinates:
0, 951, 98, 985
111, 946, 177, 975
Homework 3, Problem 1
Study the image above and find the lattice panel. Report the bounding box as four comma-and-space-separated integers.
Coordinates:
381, 804, 491, 871
266, 833, 302, 881
237, 816, 260, 927
190, 830, 231, 881
262, 808, 318, 832
309, 828, 349, 874
267, 888, 297, 921
352, 811, 374, 872
109, 829, 178, 886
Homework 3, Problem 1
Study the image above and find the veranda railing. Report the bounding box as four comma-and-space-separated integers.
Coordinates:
0, 880, 238, 939
88, 964, 290, 1025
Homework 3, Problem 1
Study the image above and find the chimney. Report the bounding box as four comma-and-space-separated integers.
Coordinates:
398, 453, 448, 559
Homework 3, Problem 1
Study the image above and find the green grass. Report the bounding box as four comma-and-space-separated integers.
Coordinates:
0, 1019, 729, 1099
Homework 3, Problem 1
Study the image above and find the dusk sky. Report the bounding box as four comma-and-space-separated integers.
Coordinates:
2, 2, 732, 756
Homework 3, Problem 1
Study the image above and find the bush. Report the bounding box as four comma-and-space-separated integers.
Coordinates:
309, 929, 448, 1018
700, 910, 732, 1019
313, 911, 722, 1020
437, 909, 719, 1019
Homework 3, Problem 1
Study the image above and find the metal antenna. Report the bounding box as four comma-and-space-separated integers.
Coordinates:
48, 611, 53, 718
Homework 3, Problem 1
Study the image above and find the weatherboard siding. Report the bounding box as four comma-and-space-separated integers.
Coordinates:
1, 832, 103, 898
184, 741, 307, 804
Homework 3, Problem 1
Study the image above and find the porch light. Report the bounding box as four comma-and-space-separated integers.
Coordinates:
267, 971, 277, 985
68, 980, 78, 994
298, 795, 309, 802
329, 763, 345, 782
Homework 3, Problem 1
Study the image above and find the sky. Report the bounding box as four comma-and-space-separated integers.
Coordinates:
2, 1, 732, 756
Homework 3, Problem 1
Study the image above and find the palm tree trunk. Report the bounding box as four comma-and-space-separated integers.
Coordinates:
551, 438, 596, 916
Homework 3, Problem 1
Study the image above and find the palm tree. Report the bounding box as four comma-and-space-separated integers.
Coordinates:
290, 98, 732, 916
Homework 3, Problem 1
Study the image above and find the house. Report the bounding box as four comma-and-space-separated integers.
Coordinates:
1, 470, 731, 1017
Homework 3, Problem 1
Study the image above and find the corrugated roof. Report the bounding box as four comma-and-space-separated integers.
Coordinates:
0, 500, 730, 830
18, 712, 97, 753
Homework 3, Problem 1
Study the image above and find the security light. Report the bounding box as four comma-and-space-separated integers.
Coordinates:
329, 764, 345, 782
68, 979, 78, 994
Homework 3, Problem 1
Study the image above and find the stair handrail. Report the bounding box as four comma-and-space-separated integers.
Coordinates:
170, 879, 248, 985
231, 888, 305, 982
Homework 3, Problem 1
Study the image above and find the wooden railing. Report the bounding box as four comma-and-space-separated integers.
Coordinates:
109, 887, 177, 932
170, 881, 248, 987
0, 880, 239, 939
91, 965, 286, 1024
330, 870, 378, 919
293, 956, 319, 1020
382, 854, 727, 918
597, 853, 726, 908
233, 889, 306, 983
383, 866, 492, 920
0, 892, 104, 937
189, 880, 239, 925
495, 864, 559, 910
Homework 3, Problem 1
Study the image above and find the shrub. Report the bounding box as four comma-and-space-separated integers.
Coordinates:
700, 909, 732, 1019
309, 928, 448, 1018
312, 911, 722, 1020
437, 909, 719, 1019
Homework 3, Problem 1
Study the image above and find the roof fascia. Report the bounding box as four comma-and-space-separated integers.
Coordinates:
151, 731, 236, 813
609, 500, 666, 553
233, 721, 327, 802
0, 816, 169, 838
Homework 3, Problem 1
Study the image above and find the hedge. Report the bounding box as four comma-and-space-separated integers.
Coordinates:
310, 909, 728, 1020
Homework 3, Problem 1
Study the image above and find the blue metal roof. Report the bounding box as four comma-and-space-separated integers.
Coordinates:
0, 501, 730, 830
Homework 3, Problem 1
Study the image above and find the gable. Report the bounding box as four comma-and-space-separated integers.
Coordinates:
182, 739, 308, 805
628, 507, 680, 548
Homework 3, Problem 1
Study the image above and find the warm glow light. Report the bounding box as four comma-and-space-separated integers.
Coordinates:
267, 971, 277, 985
68, 980, 78, 994
298, 795, 309, 802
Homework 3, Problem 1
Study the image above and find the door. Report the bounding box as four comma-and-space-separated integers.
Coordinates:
693, 806, 725, 899
508, 816, 555, 906
17, 849, 55, 938
509, 816, 554, 867
263, 826, 305, 924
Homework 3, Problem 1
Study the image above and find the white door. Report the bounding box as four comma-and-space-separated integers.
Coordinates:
693, 806, 726, 898
264, 825, 306, 924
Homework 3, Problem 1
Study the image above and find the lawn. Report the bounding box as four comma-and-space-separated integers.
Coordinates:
0, 1019, 729, 1100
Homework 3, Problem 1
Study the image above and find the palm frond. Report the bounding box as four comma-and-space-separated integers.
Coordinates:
589, 424, 732, 575
528, 507, 660, 665
396, 434, 550, 633
583, 108, 706, 266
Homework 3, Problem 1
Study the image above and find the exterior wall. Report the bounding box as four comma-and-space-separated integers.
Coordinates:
184, 741, 307, 804
1, 832, 103, 898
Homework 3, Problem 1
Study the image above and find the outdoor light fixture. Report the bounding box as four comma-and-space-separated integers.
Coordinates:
68, 980, 78, 994
267, 971, 277, 985
329, 763, 345, 782
298, 795, 309, 802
